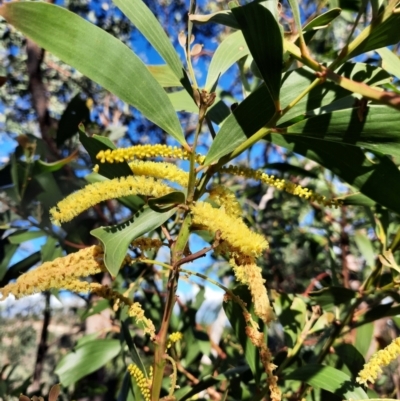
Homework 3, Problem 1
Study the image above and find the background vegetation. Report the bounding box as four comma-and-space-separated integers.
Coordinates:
1, 0, 400, 400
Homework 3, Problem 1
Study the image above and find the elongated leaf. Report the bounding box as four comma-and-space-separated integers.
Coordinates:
286, 365, 368, 400
309, 287, 355, 311
189, 10, 239, 29
205, 63, 389, 165
345, 11, 400, 61
0, 243, 18, 282
285, 106, 400, 159
91, 207, 176, 277
265, 133, 400, 215
113, 0, 191, 94
168, 91, 199, 113
232, 1, 283, 102
335, 343, 365, 378
0, 251, 40, 287
147, 65, 183, 87
55, 339, 121, 386
8, 230, 46, 244
303, 8, 342, 32
377, 47, 400, 80
206, 30, 249, 91
0, 2, 186, 146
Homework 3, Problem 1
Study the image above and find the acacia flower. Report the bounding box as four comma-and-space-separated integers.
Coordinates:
50, 175, 173, 225
128, 364, 151, 401
129, 160, 189, 187
229, 253, 274, 325
0, 246, 107, 300
191, 201, 268, 257
167, 331, 183, 348
357, 336, 400, 385
131, 237, 164, 252
96, 144, 205, 164
221, 165, 341, 207
208, 185, 242, 218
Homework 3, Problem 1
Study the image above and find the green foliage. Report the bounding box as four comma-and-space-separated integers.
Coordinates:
1, 0, 400, 400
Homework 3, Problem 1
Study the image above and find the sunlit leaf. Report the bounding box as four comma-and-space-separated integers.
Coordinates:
91, 207, 176, 277
0, 2, 187, 146
205, 30, 248, 91
147, 65, 183, 87
286, 365, 368, 400
55, 339, 121, 387
377, 47, 400, 80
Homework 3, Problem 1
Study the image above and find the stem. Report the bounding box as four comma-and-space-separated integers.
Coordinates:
151, 213, 192, 401
187, 104, 207, 203
186, 0, 198, 88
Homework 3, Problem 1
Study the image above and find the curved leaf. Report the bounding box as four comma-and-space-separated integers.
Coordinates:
286, 365, 368, 400
55, 339, 121, 387
345, 10, 400, 61
377, 47, 400, 80
232, 1, 283, 103
189, 10, 239, 29
285, 105, 400, 159
205, 30, 249, 91
91, 207, 177, 277
0, 2, 187, 146
113, 0, 192, 93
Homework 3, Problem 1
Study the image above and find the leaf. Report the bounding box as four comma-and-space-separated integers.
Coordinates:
309, 287, 356, 311
168, 91, 198, 113
265, 133, 400, 215
148, 191, 185, 213
205, 83, 275, 165
147, 65, 183, 88
56, 93, 90, 146
33, 151, 77, 174
91, 207, 176, 277
7, 229, 46, 244
121, 320, 147, 376
377, 47, 400, 80
79, 129, 133, 180
286, 365, 368, 400
285, 106, 400, 159
345, 11, 400, 61
0, 243, 18, 282
205, 30, 249, 91
189, 10, 239, 29
223, 285, 264, 384
355, 322, 374, 358
55, 339, 121, 387
232, 1, 283, 103
0, 2, 186, 146
303, 8, 342, 32
112, 0, 192, 94
354, 231, 375, 267
335, 343, 365, 378
48, 384, 61, 401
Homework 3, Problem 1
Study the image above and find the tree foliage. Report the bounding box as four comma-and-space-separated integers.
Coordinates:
1, 0, 400, 400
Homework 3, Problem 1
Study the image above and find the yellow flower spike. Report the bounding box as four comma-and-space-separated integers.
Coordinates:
229, 254, 274, 325
0, 246, 107, 300
208, 185, 242, 218
128, 364, 151, 401
129, 160, 189, 187
50, 175, 174, 225
191, 201, 268, 257
357, 336, 400, 385
96, 144, 205, 165
221, 165, 342, 208
128, 302, 156, 338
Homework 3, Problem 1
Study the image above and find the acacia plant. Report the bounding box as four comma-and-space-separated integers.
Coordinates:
1, 0, 400, 400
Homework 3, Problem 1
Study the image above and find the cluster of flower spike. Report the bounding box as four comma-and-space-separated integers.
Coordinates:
96, 144, 205, 164
357, 336, 400, 385
221, 165, 342, 207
